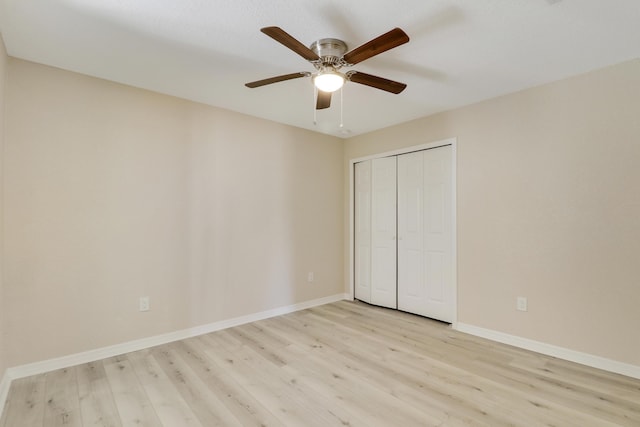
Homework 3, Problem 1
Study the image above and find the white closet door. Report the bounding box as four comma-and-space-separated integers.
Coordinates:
370, 157, 397, 309
354, 160, 372, 303
397, 151, 425, 315
398, 146, 453, 322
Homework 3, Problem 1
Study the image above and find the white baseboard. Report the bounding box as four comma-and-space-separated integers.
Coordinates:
455, 322, 640, 380
0, 292, 348, 418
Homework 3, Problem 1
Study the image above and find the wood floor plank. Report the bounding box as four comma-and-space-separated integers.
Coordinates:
150, 343, 244, 427
318, 305, 627, 425
2, 301, 640, 427
285, 304, 631, 426
76, 361, 122, 427
285, 343, 448, 426
43, 367, 82, 427
199, 332, 376, 427
127, 349, 203, 427
168, 339, 285, 427
0, 374, 46, 427
279, 310, 512, 425
262, 313, 483, 425
321, 305, 640, 425
515, 356, 640, 403
103, 355, 162, 426
469, 355, 640, 426
225, 325, 289, 367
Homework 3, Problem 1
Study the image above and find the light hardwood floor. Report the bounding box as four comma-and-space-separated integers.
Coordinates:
1, 300, 639, 426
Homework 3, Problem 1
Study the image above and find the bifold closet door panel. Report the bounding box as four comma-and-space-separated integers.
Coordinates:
397, 151, 426, 316
354, 160, 372, 303
370, 157, 397, 309
423, 145, 453, 322
398, 146, 453, 322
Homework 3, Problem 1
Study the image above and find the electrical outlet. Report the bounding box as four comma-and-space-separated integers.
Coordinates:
307, 272, 314, 283
139, 296, 150, 312
517, 297, 528, 312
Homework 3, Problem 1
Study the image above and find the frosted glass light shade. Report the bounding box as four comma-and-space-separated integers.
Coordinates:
314, 72, 345, 92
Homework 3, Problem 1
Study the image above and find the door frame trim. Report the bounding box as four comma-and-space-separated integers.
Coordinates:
348, 137, 458, 326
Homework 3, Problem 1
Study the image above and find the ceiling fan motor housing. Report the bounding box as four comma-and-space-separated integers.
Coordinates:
310, 38, 348, 67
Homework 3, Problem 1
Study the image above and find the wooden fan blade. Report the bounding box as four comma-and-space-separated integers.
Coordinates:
348, 71, 407, 94
316, 90, 332, 109
261, 27, 320, 61
343, 28, 409, 65
245, 72, 307, 88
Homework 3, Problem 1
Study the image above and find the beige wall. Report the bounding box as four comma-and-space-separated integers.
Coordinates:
0, 35, 6, 377
345, 59, 640, 366
3, 59, 344, 367
3, 52, 639, 371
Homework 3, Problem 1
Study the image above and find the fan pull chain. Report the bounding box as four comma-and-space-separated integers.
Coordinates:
340, 86, 344, 129
313, 86, 317, 125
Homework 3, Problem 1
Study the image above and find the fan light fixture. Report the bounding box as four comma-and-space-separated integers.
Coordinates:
314, 70, 345, 93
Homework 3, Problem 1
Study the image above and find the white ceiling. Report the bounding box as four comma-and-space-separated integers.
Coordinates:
1, 0, 639, 138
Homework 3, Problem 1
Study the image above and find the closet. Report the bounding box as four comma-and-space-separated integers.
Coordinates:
354, 144, 454, 323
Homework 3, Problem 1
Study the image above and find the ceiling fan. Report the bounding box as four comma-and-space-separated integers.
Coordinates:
245, 26, 410, 110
